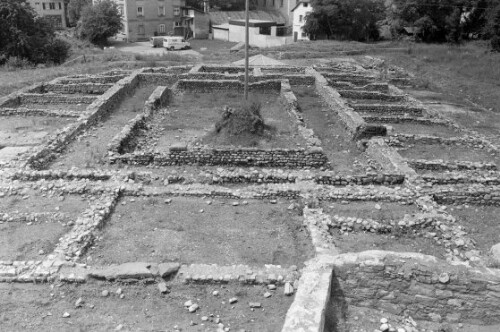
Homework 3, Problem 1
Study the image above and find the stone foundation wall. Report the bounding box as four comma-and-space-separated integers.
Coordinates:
409, 159, 497, 172
364, 115, 450, 126
112, 148, 328, 168
19, 93, 96, 105
199, 65, 245, 73
352, 104, 424, 116
315, 173, 405, 186
38, 83, 112, 95
366, 139, 416, 176
338, 89, 407, 102
56, 75, 127, 84
174, 79, 282, 93
433, 190, 500, 206
0, 107, 80, 118
332, 251, 500, 324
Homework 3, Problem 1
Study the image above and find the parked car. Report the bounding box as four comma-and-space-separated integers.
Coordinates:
150, 36, 164, 48
163, 36, 190, 51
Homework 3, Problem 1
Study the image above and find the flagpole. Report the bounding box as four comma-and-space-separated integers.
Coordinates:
244, 0, 249, 100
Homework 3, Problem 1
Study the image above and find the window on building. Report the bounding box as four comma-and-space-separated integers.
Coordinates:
159, 24, 165, 33
137, 6, 143, 16
280, 0, 284, 7
138, 25, 145, 35
158, 6, 164, 16
49, 2, 55, 10
272, 0, 275, 7
173, 7, 180, 16
42, 3, 46, 10
299, 15, 303, 22
301, 32, 307, 37
174, 21, 181, 27
58, 2, 61, 9
304, 2, 309, 7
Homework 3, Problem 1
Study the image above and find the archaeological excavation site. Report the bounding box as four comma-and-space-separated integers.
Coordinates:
1, 60, 500, 332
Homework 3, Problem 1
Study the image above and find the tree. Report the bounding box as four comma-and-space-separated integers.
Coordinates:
78, 0, 122, 47
0, 0, 70, 65
303, 0, 385, 42
68, 0, 91, 26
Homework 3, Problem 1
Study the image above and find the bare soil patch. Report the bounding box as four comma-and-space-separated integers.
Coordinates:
0, 281, 292, 332
0, 222, 67, 260
83, 197, 314, 267
447, 205, 500, 254
398, 143, 499, 164
0, 116, 74, 146
292, 86, 380, 173
0, 192, 84, 217
50, 84, 157, 169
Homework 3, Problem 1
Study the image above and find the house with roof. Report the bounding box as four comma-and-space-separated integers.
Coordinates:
254, 0, 297, 25
27, 0, 67, 28
291, 0, 312, 41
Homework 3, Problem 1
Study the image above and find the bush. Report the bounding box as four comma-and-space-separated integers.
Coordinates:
5, 57, 33, 69
215, 101, 266, 136
492, 36, 500, 51
43, 38, 71, 64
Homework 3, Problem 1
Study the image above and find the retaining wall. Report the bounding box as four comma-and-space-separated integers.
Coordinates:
174, 79, 282, 93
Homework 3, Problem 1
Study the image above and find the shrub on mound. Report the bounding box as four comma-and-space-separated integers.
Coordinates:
215, 101, 267, 136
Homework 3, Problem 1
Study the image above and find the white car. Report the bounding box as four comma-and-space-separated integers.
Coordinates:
163, 36, 190, 51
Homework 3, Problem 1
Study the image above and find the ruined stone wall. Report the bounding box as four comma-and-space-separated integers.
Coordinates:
112, 148, 327, 168
19, 93, 96, 104
174, 79, 282, 93
332, 252, 500, 324
37, 83, 112, 95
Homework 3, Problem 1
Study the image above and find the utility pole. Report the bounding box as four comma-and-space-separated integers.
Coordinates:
244, 0, 249, 100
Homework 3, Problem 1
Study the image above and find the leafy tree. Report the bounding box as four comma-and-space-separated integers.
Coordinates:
0, 0, 70, 65
78, 0, 122, 47
68, 0, 91, 26
303, 0, 385, 42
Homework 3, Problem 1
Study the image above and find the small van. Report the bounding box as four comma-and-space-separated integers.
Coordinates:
163, 36, 190, 51
150, 36, 164, 48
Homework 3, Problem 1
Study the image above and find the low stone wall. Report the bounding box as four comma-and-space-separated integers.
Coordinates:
112, 148, 328, 168
141, 65, 192, 74
199, 65, 245, 73
10, 169, 112, 181
386, 134, 494, 151
408, 159, 497, 172
315, 173, 405, 186
331, 251, 500, 324
307, 68, 386, 140
419, 172, 500, 185
108, 86, 171, 154
56, 75, 127, 85
261, 67, 305, 74
0, 107, 80, 118
0, 82, 47, 107
329, 81, 389, 93
174, 79, 282, 93
19, 93, 96, 105
338, 89, 407, 102
321, 73, 376, 85
364, 115, 451, 126
352, 104, 424, 116
38, 83, 112, 95
433, 189, 500, 206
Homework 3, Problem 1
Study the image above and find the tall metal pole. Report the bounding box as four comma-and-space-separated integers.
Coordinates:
244, 0, 249, 100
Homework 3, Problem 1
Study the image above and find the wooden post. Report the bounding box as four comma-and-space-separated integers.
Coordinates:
244, 0, 249, 100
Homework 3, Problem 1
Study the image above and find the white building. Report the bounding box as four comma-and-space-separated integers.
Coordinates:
291, 0, 312, 41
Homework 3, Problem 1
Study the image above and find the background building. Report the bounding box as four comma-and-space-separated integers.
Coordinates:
27, 0, 68, 28
291, 0, 311, 41
255, 0, 299, 25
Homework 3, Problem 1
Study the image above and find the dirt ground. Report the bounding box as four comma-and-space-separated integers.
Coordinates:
0, 116, 74, 147
398, 143, 500, 164
447, 205, 500, 254
82, 197, 314, 267
0, 281, 293, 332
139, 91, 307, 151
